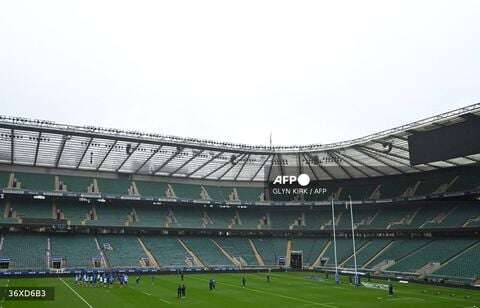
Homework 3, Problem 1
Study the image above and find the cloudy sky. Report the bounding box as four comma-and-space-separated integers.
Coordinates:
0, 0, 479, 146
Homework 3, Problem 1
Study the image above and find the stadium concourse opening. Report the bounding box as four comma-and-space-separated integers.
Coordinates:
0, 104, 480, 307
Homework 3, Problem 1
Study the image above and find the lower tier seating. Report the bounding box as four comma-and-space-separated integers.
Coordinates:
0, 233, 47, 269
50, 234, 99, 268
97, 235, 147, 268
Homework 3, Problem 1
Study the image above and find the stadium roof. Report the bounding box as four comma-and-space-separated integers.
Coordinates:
1, 103, 480, 182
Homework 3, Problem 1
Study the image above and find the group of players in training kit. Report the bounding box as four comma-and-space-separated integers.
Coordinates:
73, 270, 393, 299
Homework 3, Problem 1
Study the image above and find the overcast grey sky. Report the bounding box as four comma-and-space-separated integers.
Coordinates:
1, 1, 479, 146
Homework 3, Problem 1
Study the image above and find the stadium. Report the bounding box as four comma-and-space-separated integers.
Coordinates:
2, 1, 480, 307
0, 103, 479, 307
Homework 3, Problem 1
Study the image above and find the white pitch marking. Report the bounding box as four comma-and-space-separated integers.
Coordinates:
59, 278, 93, 308
128, 286, 171, 304
190, 276, 338, 308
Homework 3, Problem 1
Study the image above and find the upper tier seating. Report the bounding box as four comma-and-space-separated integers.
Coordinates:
0, 171, 10, 188
12, 172, 54, 191
12, 201, 52, 219
58, 175, 94, 193
236, 187, 263, 202
429, 205, 480, 228
56, 203, 91, 225
2, 165, 479, 202
86, 204, 131, 226
205, 209, 235, 229
134, 181, 168, 198
96, 178, 132, 195
132, 205, 167, 228
171, 183, 202, 200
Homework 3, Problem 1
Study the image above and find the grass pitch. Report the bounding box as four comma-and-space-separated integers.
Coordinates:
0, 272, 478, 308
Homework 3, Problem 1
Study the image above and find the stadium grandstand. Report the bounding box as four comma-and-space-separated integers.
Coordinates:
0, 102, 479, 295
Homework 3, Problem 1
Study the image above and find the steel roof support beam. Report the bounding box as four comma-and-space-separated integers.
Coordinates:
297, 154, 303, 175
266, 154, 277, 182
115, 143, 140, 172
465, 155, 480, 163
332, 150, 371, 178
10, 129, 14, 165
354, 147, 404, 174
76, 137, 93, 169
336, 150, 388, 176
277, 153, 286, 176
234, 154, 251, 181
152, 147, 183, 174
133, 145, 162, 174
214, 153, 247, 181
265, 153, 282, 182
364, 144, 413, 162
187, 152, 223, 177
168, 149, 204, 176
0, 122, 273, 156
306, 152, 335, 180
96, 140, 118, 171
250, 154, 272, 181
302, 153, 320, 181
378, 140, 410, 154
360, 146, 423, 171
201, 154, 240, 180
326, 151, 353, 179
55, 135, 69, 168
33, 131, 42, 166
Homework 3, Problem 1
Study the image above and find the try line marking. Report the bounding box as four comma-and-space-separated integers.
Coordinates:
59, 278, 94, 308
190, 276, 338, 308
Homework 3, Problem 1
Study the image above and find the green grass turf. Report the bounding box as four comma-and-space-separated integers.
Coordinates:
0, 272, 478, 308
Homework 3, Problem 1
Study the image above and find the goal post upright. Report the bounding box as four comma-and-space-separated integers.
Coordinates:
349, 195, 359, 284
331, 197, 339, 279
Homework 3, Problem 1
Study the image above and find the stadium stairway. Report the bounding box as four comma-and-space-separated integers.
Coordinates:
339, 241, 372, 268
433, 241, 480, 279
421, 206, 457, 228
285, 240, 292, 266
181, 238, 233, 267
215, 238, 258, 266
363, 241, 395, 268
177, 238, 205, 267
94, 237, 109, 268
376, 241, 432, 270
387, 239, 475, 273
311, 240, 331, 268
211, 239, 242, 267
141, 236, 190, 267
137, 237, 159, 268
248, 239, 265, 266
97, 235, 148, 268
